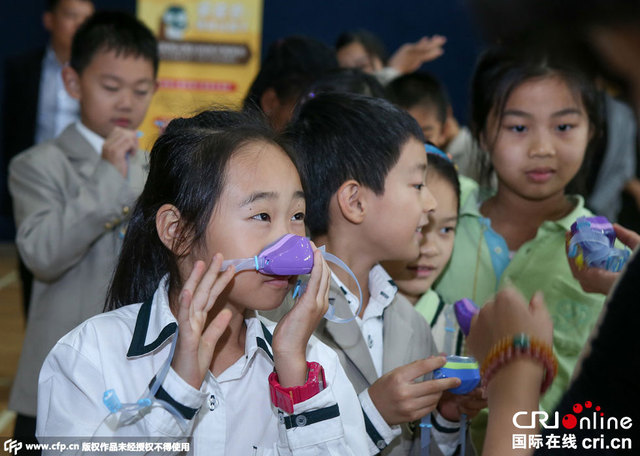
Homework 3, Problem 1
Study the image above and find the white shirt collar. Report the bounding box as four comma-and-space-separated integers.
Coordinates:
43, 45, 61, 67
127, 276, 274, 365
74, 121, 104, 155
331, 264, 398, 318
331, 264, 398, 377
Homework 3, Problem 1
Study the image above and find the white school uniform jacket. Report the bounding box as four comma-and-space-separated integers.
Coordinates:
37, 277, 369, 456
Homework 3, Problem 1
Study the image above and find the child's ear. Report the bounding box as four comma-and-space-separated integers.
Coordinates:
62, 66, 82, 101
260, 87, 281, 116
156, 204, 184, 254
336, 180, 367, 224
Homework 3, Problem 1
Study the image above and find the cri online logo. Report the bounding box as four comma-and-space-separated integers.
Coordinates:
513, 402, 633, 431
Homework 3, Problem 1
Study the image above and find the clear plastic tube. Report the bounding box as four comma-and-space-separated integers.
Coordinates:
220, 258, 256, 272
100, 328, 189, 433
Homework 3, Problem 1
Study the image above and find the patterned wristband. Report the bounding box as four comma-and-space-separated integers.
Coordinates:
481, 333, 558, 394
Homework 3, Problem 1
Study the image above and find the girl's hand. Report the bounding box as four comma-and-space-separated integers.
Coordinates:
457, 387, 488, 419
566, 223, 640, 295
466, 287, 553, 364
171, 255, 235, 389
272, 246, 331, 388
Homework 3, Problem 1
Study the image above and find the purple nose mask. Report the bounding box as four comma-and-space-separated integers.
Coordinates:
220, 234, 362, 323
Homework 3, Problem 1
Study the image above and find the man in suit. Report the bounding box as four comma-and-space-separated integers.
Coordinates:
8, 11, 157, 452
2, 0, 94, 316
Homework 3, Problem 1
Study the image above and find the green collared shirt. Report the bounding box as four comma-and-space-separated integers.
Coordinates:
436, 181, 606, 415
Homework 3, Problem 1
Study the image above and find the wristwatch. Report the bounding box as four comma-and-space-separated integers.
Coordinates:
269, 361, 326, 414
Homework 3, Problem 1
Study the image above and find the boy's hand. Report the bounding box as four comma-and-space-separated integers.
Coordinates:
171, 255, 236, 389
368, 356, 460, 426
272, 246, 331, 388
437, 387, 487, 421
388, 35, 447, 74
101, 126, 139, 177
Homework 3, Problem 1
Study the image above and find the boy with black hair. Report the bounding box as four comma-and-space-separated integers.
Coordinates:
385, 72, 449, 148
8, 11, 157, 449
385, 73, 481, 185
2, 0, 95, 318
277, 92, 474, 455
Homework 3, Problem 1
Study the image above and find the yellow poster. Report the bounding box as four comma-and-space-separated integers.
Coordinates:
137, 0, 263, 146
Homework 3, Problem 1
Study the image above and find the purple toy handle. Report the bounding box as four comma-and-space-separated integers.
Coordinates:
454, 298, 479, 336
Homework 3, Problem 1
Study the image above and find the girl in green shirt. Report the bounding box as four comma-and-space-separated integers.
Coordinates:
435, 47, 607, 451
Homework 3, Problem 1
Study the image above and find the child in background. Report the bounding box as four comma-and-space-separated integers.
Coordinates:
383, 147, 461, 352
335, 29, 446, 86
3, 0, 95, 322
435, 46, 607, 450
37, 111, 369, 455
385, 74, 449, 148
8, 11, 157, 448
279, 92, 472, 456
385, 72, 483, 185
243, 35, 338, 131
303, 68, 386, 101
382, 146, 487, 430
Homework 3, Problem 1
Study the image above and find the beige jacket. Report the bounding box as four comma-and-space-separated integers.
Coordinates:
8, 124, 148, 416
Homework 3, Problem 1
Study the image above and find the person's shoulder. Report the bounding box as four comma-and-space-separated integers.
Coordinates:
9, 139, 61, 171
56, 304, 142, 354
566, 195, 595, 219
459, 175, 479, 208
389, 292, 431, 331
10, 126, 82, 170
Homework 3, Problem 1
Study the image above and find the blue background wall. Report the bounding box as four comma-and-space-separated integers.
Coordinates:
0, 0, 484, 239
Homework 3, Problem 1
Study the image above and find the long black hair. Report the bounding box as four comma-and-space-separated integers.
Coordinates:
104, 110, 293, 311
470, 46, 604, 195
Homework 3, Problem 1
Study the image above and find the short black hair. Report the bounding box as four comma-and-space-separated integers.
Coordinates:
46, 0, 93, 12
386, 72, 450, 125
426, 146, 461, 213
70, 11, 159, 76
243, 36, 338, 111
335, 29, 388, 65
288, 92, 423, 237
307, 68, 385, 98
296, 67, 386, 110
